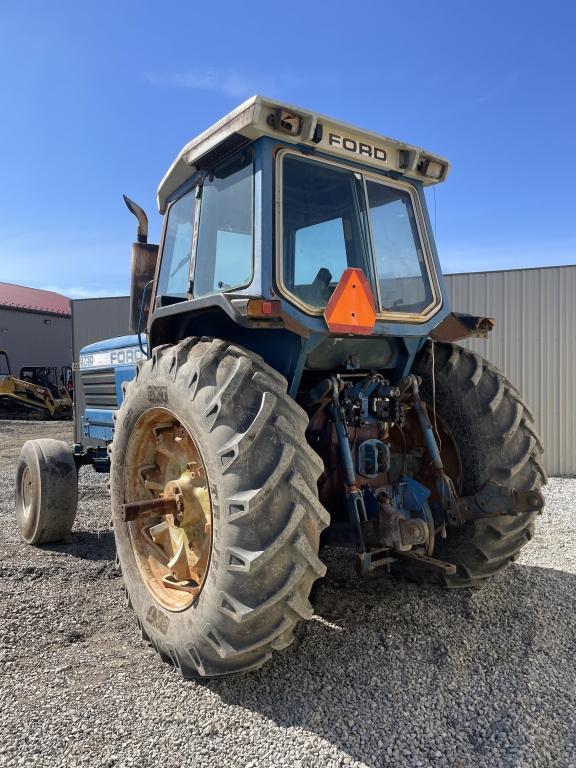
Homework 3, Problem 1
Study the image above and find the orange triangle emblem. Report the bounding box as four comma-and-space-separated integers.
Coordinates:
324, 268, 376, 335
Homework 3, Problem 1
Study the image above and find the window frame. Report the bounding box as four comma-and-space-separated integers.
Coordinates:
154, 148, 256, 308
274, 148, 442, 323
153, 173, 202, 310
155, 186, 199, 304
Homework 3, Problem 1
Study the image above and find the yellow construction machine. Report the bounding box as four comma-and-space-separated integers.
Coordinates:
0, 350, 73, 420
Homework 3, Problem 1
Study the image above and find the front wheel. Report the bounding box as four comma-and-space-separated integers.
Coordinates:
15, 438, 78, 544
110, 337, 329, 678
398, 341, 547, 587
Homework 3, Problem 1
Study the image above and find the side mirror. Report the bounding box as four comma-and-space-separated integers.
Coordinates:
124, 196, 159, 335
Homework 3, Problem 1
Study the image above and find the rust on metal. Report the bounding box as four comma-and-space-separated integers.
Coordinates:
122, 410, 212, 611
311, 391, 462, 526
128, 241, 159, 334
452, 483, 545, 524
393, 550, 457, 575
361, 500, 430, 552
121, 495, 179, 522
430, 311, 495, 342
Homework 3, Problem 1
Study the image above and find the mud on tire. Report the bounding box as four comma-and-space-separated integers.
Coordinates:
399, 341, 547, 587
110, 337, 329, 678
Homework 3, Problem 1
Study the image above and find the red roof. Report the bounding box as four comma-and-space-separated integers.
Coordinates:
0, 283, 70, 316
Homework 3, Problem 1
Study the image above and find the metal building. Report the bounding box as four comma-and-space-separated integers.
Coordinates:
0, 282, 72, 375
70, 296, 130, 357
445, 265, 575, 476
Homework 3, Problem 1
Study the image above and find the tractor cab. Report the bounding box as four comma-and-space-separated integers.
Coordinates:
127, 96, 489, 398
19, 365, 73, 397
20, 366, 58, 394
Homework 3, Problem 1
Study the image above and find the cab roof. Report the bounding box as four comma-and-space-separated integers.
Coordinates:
157, 95, 451, 213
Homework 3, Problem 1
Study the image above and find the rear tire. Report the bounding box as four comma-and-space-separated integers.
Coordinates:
110, 337, 329, 678
399, 341, 547, 587
15, 438, 78, 544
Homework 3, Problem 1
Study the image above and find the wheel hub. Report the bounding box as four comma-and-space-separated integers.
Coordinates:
21, 466, 33, 519
123, 409, 212, 611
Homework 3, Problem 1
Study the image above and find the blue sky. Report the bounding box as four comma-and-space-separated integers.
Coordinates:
0, 0, 574, 298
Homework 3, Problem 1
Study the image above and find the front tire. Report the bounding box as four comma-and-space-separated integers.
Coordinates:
15, 438, 78, 544
110, 337, 329, 678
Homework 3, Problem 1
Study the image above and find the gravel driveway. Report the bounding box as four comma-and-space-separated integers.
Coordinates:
1, 422, 575, 768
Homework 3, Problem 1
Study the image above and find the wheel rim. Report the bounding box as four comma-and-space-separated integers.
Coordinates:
123, 408, 212, 612
21, 465, 33, 519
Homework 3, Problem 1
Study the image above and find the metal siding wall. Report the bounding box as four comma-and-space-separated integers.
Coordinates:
70, 297, 130, 359
0, 308, 72, 374
445, 266, 576, 476
71, 296, 130, 445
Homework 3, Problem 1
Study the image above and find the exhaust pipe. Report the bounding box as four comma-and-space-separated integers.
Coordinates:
124, 195, 158, 334
123, 194, 149, 244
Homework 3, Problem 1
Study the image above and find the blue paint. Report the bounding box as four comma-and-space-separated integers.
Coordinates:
79, 335, 146, 444
82, 408, 115, 442
114, 365, 137, 405
80, 334, 143, 354
401, 476, 431, 512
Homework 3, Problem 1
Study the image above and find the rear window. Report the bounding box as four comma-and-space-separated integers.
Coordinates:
366, 180, 434, 313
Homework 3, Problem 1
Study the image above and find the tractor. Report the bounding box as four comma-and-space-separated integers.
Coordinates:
14, 96, 546, 678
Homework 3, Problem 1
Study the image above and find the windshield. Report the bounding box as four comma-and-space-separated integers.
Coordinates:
280, 153, 436, 314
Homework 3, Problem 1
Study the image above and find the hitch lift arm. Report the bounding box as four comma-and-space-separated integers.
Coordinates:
330, 377, 368, 552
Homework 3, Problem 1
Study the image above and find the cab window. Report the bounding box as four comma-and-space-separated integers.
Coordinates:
366, 180, 433, 313
281, 154, 374, 309
157, 189, 196, 303
193, 151, 254, 297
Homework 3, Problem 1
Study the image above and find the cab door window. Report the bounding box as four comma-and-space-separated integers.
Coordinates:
193, 151, 254, 297
157, 189, 196, 303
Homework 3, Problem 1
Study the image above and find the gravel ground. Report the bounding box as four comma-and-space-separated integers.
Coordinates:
0, 420, 73, 465
1, 422, 575, 768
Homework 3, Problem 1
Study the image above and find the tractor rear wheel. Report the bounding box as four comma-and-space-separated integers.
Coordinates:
110, 337, 329, 678
15, 438, 78, 544
399, 341, 547, 587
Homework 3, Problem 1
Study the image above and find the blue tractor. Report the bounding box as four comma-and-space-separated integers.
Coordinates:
14, 97, 545, 678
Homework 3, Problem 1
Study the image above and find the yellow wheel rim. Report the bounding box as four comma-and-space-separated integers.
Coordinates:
123, 408, 212, 612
